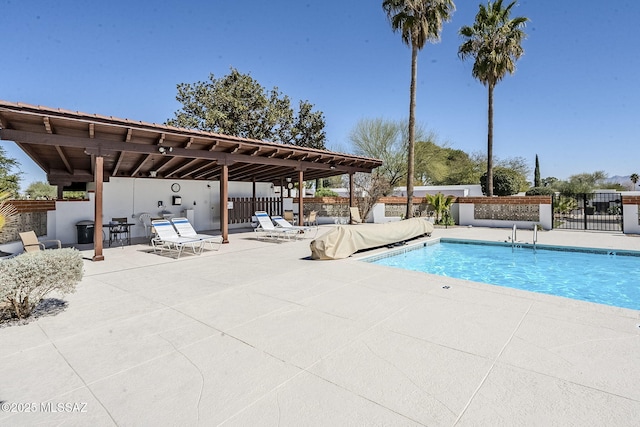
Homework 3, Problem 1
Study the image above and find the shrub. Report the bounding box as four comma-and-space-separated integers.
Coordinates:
0, 248, 84, 319
424, 192, 455, 224
314, 187, 339, 197
480, 168, 520, 196
525, 186, 555, 196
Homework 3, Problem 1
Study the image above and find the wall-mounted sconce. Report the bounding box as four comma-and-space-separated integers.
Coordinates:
158, 201, 164, 208
149, 170, 158, 178
158, 146, 173, 155
329, 163, 336, 170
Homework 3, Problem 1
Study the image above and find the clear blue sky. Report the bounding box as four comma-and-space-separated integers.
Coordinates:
2, 0, 639, 190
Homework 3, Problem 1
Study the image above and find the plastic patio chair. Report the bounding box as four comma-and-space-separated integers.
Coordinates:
139, 213, 153, 238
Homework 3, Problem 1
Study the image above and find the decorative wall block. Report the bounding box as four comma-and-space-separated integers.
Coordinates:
474, 204, 540, 221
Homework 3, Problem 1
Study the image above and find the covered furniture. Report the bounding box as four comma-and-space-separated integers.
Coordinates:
19, 231, 61, 253
151, 219, 204, 258
170, 217, 223, 251
310, 217, 434, 260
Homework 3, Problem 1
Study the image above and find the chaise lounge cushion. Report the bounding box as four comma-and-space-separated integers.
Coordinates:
310, 217, 434, 260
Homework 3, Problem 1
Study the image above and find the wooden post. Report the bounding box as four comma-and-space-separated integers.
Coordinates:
92, 156, 104, 261
298, 170, 304, 226
349, 172, 355, 223
220, 164, 229, 243
252, 177, 256, 217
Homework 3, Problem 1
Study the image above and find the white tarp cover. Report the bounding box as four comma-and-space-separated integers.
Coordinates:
310, 217, 435, 260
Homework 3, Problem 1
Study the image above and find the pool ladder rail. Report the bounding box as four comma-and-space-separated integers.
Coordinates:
511, 224, 538, 252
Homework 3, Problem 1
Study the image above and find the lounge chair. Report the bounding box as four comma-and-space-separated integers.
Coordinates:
151, 219, 204, 258
271, 215, 318, 239
304, 210, 318, 226
170, 217, 222, 251
254, 211, 298, 241
284, 210, 296, 223
350, 207, 363, 224
19, 231, 62, 253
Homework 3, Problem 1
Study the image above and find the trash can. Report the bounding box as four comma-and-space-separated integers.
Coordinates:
76, 220, 95, 244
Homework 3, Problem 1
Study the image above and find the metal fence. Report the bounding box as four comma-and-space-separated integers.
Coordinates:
552, 193, 623, 231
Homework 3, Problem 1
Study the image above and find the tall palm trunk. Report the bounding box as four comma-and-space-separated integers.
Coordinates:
486, 81, 495, 196
406, 44, 418, 218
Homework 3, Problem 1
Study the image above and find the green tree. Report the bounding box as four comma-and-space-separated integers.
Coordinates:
25, 181, 57, 200
383, 0, 456, 218
458, 0, 528, 196
630, 173, 639, 190
556, 171, 607, 195
414, 137, 450, 184
541, 176, 558, 188
349, 118, 428, 190
534, 154, 541, 187
436, 148, 480, 185
480, 167, 520, 196
0, 146, 21, 197
167, 68, 326, 149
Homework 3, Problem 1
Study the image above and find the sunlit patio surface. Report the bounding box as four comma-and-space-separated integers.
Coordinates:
1, 226, 639, 425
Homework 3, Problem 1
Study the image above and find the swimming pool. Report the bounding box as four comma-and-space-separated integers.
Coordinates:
366, 239, 640, 310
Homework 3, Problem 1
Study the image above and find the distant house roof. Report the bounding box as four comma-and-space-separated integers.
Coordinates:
0, 100, 382, 187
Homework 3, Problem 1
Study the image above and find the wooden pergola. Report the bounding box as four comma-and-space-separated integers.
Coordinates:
0, 101, 382, 261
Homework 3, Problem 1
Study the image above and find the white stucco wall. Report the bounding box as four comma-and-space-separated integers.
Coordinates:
51, 177, 276, 244
457, 202, 552, 230
623, 204, 640, 234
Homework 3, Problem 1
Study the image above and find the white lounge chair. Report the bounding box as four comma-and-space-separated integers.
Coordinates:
271, 215, 318, 239
254, 211, 298, 241
151, 219, 203, 258
170, 217, 223, 251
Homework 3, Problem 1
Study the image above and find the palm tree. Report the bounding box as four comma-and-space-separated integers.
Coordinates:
425, 192, 455, 224
458, 0, 528, 196
630, 173, 639, 190
382, 0, 456, 218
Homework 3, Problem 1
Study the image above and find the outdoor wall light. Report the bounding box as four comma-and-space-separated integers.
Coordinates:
329, 163, 336, 170
158, 146, 173, 155
149, 170, 158, 178
158, 201, 164, 208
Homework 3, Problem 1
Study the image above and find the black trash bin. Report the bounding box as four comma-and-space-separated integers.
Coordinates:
76, 220, 95, 244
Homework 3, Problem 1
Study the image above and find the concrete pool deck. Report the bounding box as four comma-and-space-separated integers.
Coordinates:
1, 225, 639, 425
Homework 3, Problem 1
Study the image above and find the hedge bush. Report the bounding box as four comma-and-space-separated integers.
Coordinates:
0, 248, 84, 319
525, 186, 555, 196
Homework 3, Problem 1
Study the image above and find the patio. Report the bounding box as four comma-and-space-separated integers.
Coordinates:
1, 226, 639, 425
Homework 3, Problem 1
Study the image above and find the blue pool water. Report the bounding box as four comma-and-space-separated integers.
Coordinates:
368, 240, 640, 310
